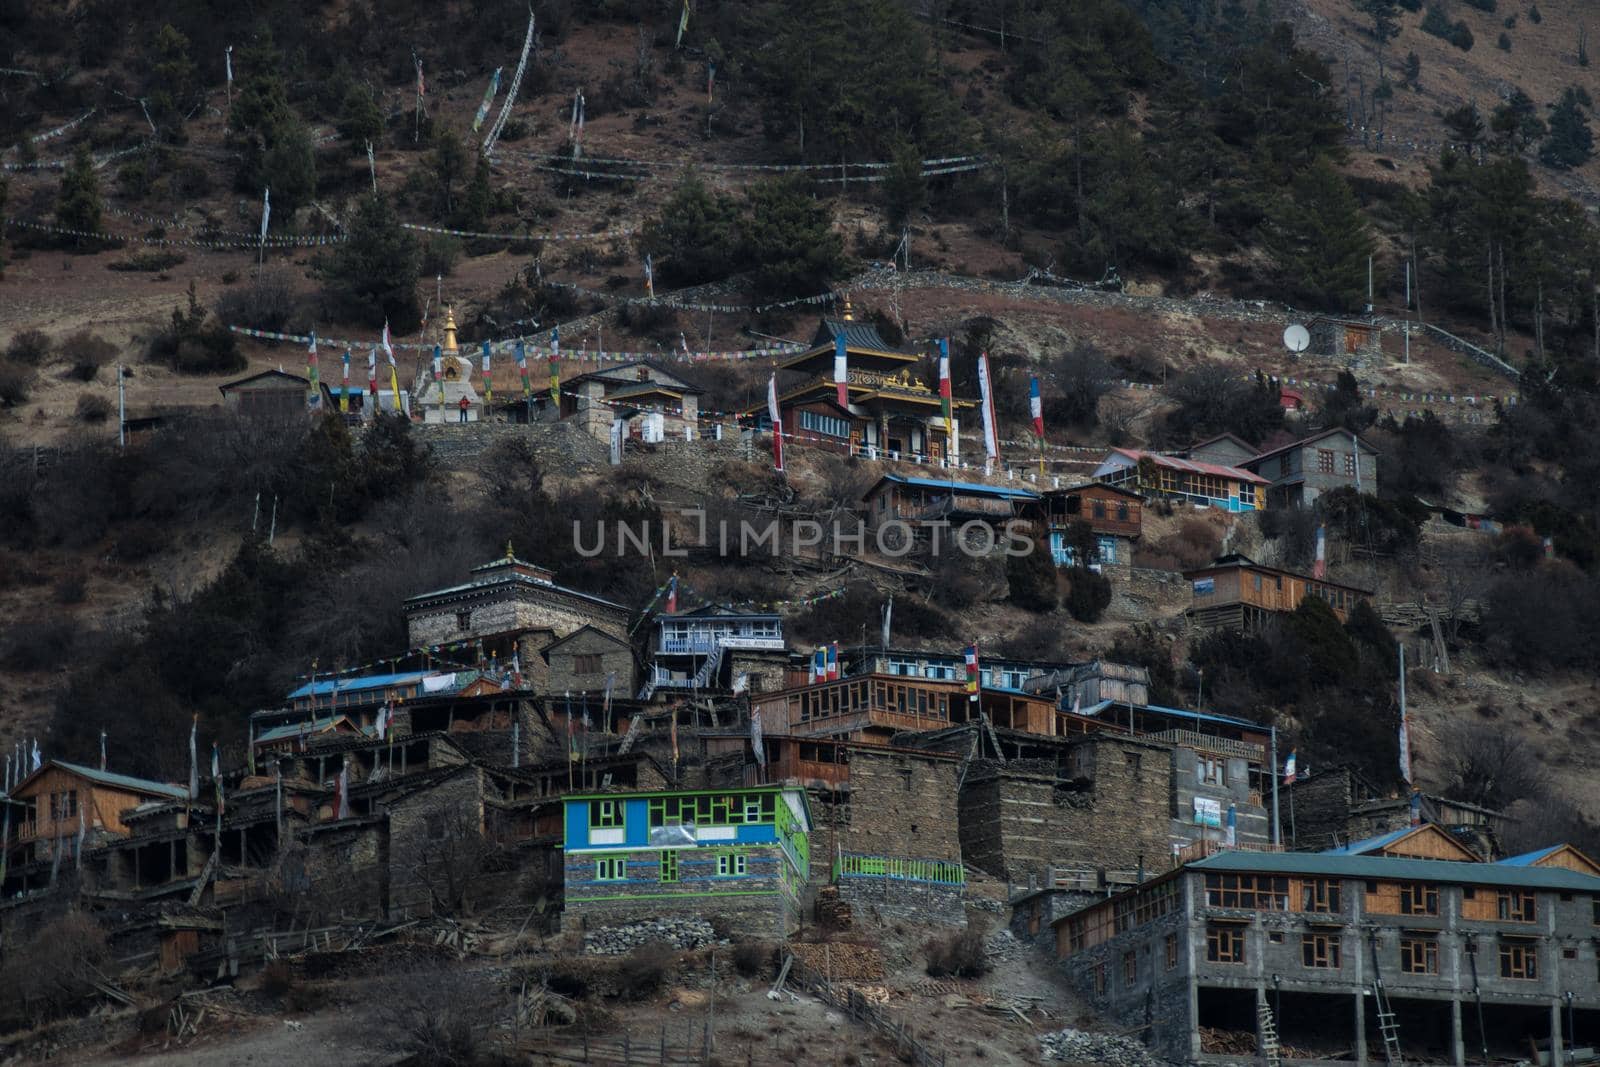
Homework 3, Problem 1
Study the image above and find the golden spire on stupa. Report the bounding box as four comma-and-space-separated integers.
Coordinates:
442, 305, 459, 354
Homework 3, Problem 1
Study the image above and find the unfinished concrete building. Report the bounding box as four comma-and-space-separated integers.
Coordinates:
1054, 850, 1600, 1063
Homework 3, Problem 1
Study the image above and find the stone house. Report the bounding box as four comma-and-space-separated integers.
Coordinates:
1283, 764, 1505, 859
542, 625, 636, 698
562, 786, 812, 939
403, 549, 631, 671
549, 361, 706, 444
1309, 315, 1382, 362
1053, 850, 1600, 1063
1241, 427, 1379, 508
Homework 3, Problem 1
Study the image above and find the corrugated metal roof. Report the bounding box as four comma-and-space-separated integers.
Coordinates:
1075, 698, 1263, 733
50, 761, 190, 800
873, 473, 1041, 500
285, 671, 431, 700
254, 715, 360, 744
1191, 849, 1600, 891
1245, 428, 1379, 467
1104, 448, 1269, 485
1497, 845, 1564, 867
1322, 826, 1416, 856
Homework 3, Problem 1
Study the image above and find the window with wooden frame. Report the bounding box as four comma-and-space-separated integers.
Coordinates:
1204, 873, 1289, 911
1299, 878, 1342, 913
455, 610, 472, 631
1092, 499, 1107, 520
1317, 449, 1335, 473
1499, 941, 1538, 980
595, 857, 626, 881
1399, 882, 1439, 916
1117, 501, 1130, 522
1400, 937, 1439, 974
658, 851, 678, 883
1497, 889, 1536, 923
589, 799, 624, 830
573, 653, 603, 674
1196, 756, 1224, 786
1237, 483, 1257, 508
1122, 951, 1137, 986
1343, 452, 1357, 476
1093, 962, 1107, 995
1301, 933, 1341, 969
1206, 924, 1245, 963
1165, 933, 1179, 970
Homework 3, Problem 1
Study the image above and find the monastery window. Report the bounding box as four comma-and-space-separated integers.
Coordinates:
1205, 924, 1245, 964
455, 610, 472, 631
1400, 937, 1439, 975
573, 653, 603, 674
800, 410, 850, 439
1301, 933, 1341, 969
1299, 879, 1341, 913
658, 851, 679, 883
1164, 934, 1178, 970
1499, 940, 1538, 980
1400, 882, 1439, 916
595, 857, 626, 882
589, 799, 624, 830
1122, 950, 1137, 986
1497, 889, 1536, 923
1317, 449, 1335, 474
716, 852, 748, 877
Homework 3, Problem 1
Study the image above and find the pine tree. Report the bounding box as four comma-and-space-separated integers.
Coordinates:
1540, 87, 1594, 169
147, 24, 196, 139
1357, 0, 1401, 50
741, 177, 848, 301
261, 119, 317, 218
318, 194, 422, 329
882, 140, 927, 235
337, 84, 384, 155
1266, 158, 1375, 311
423, 125, 466, 221
640, 171, 743, 286
459, 150, 493, 230
1403, 52, 1422, 89
56, 145, 103, 237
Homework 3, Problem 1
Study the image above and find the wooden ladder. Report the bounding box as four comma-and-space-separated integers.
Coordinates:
1256, 990, 1283, 1067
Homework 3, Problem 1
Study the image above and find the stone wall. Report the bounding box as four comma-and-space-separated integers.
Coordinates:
563, 843, 798, 939
959, 763, 1054, 881
1059, 906, 1195, 1062
1112, 567, 1190, 621
545, 629, 636, 697
295, 819, 387, 922
834, 875, 965, 927
386, 768, 484, 919
407, 588, 628, 650
1281, 771, 1354, 852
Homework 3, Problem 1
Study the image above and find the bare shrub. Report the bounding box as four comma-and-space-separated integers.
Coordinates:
732, 942, 771, 978
923, 929, 990, 979
60, 331, 116, 382
1135, 516, 1222, 572
616, 946, 672, 1001
75, 393, 113, 422
1435, 719, 1549, 811
0, 912, 109, 1031
5, 329, 51, 366
0, 359, 38, 406
373, 969, 498, 1067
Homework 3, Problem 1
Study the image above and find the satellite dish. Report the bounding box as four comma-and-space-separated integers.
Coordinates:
1283, 324, 1311, 354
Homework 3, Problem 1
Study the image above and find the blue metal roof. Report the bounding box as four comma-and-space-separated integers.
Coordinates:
1497, 845, 1565, 867
1190, 850, 1600, 892
875, 474, 1041, 500
1071, 698, 1262, 732
286, 671, 430, 700
1322, 826, 1417, 856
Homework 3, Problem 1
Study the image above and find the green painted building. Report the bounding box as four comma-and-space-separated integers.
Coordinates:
562, 786, 812, 938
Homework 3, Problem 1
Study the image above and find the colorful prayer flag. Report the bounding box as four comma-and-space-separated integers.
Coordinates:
383, 321, 403, 411
188, 716, 198, 800
516, 340, 531, 399
368, 349, 379, 402
1312, 525, 1327, 579
676, 0, 690, 47
259, 187, 270, 241
549, 327, 561, 404
306, 331, 320, 409
472, 67, 503, 133
937, 337, 952, 442
977, 352, 1000, 472
432, 343, 445, 404
963, 645, 980, 696
644, 254, 655, 297
750, 708, 764, 766
1029, 375, 1043, 437
767, 373, 784, 472
1284, 750, 1297, 784
481, 339, 493, 405
340, 350, 350, 413
834, 334, 848, 408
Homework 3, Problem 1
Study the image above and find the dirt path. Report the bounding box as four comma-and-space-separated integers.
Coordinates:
73, 1008, 400, 1067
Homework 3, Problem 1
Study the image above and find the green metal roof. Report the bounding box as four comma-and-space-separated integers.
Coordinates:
1191, 849, 1600, 892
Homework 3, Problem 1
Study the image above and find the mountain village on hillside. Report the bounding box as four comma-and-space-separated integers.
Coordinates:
1, 301, 1594, 1066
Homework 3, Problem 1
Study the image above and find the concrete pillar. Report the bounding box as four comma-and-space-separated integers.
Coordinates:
1451, 998, 1466, 1067
1354, 992, 1367, 1065
1552, 1002, 1566, 1066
